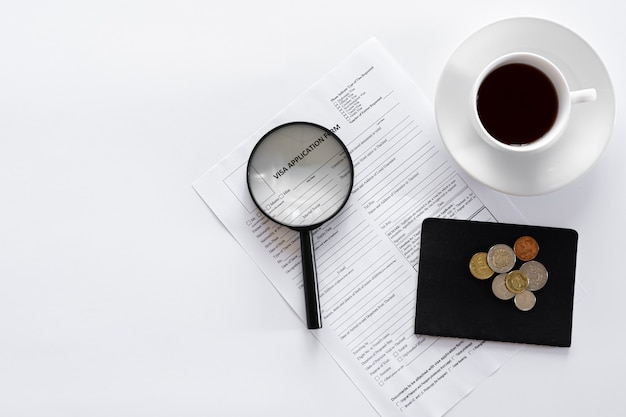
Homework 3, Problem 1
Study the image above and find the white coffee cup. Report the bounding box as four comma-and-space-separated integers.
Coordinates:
470, 52, 596, 153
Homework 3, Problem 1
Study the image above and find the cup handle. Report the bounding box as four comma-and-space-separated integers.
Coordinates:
571, 88, 597, 104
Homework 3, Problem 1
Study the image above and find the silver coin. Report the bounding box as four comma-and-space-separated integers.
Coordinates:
514, 290, 536, 311
492, 273, 515, 300
487, 244, 516, 273
520, 260, 548, 291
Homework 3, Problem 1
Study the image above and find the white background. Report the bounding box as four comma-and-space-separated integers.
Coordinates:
1, 1, 623, 416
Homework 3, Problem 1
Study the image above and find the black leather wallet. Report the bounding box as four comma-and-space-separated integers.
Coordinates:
414, 217, 578, 347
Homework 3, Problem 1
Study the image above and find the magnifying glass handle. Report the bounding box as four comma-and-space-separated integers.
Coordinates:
300, 230, 322, 329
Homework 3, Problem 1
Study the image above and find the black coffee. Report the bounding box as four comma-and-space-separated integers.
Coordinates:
476, 63, 558, 145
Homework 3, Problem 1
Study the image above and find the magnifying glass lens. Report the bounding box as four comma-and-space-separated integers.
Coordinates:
247, 122, 354, 329
248, 123, 352, 228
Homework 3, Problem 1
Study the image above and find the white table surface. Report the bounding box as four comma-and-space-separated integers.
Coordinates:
1, 1, 624, 416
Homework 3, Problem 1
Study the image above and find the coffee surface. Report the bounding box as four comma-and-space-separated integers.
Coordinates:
477, 63, 558, 145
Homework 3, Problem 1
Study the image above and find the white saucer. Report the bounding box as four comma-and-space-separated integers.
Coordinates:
435, 17, 615, 195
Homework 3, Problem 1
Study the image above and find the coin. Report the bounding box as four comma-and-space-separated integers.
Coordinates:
487, 243, 516, 273
520, 260, 548, 291
492, 273, 515, 300
513, 236, 539, 261
514, 290, 537, 311
504, 270, 529, 294
469, 252, 494, 280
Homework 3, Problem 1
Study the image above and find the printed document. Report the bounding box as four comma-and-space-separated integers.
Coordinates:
194, 38, 525, 417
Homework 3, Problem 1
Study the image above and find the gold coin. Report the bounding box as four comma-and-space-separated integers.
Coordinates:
505, 270, 529, 294
513, 236, 539, 261
469, 252, 494, 280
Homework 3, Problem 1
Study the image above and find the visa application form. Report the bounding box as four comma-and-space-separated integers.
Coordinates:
194, 38, 525, 417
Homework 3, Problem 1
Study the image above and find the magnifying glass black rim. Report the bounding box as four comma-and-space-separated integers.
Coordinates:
246, 121, 354, 231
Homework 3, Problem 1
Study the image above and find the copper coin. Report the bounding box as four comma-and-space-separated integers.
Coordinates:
513, 236, 539, 261
469, 252, 494, 280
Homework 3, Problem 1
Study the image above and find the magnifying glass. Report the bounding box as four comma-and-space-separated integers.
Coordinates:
247, 122, 354, 329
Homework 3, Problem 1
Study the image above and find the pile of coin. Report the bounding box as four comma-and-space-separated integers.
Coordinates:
469, 236, 548, 311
